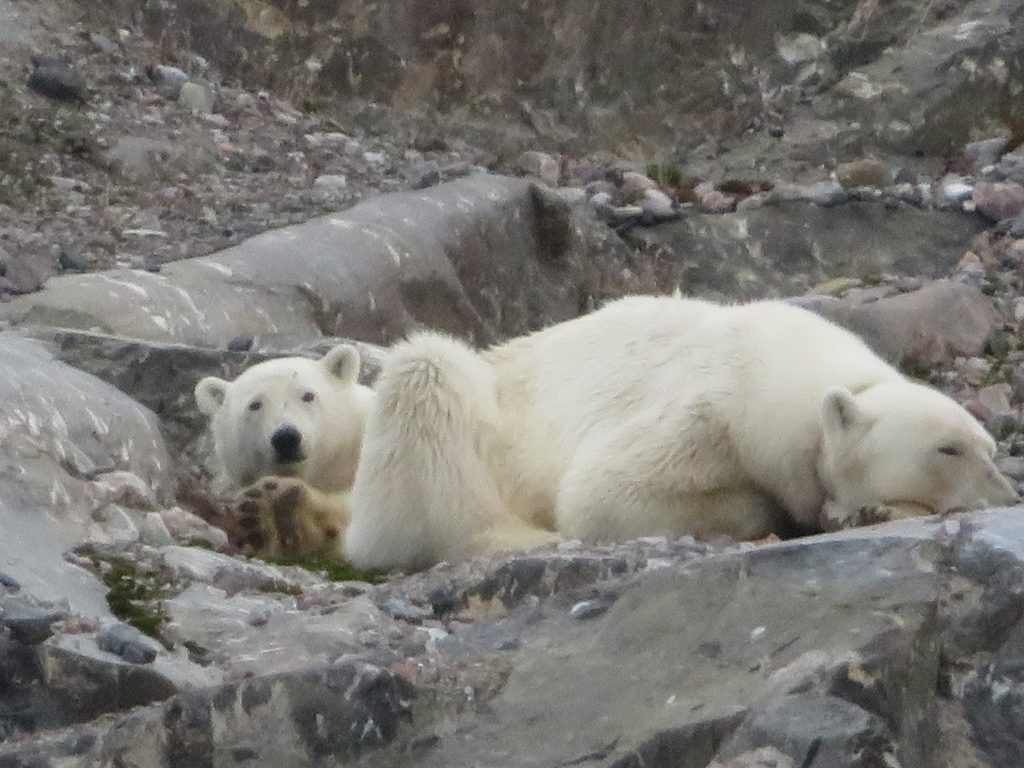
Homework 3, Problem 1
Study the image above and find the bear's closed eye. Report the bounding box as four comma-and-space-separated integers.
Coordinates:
248, 400, 262, 412
302, 392, 315, 403
937, 445, 961, 456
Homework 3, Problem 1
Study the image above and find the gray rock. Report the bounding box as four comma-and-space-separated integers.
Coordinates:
800, 180, 846, 206
837, 158, 892, 188
624, 202, 982, 302
26, 56, 85, 103
96, 622, 162, 664
516, 151, 561, 186
807, 280, 998, 370
639, 189, 676, 219
0, 599, 66, 645
177, 81, 215, 114
147, 64, 189, 98
974, 181, 1024, 222
0, 335, 172, 616
88, 33, 119, 55
0, 175, 635, 348
312, 173, 348, 189
965, 137, 1010, 169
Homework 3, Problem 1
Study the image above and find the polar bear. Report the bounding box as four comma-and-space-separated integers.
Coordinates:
346, 295, 1019, 571
194, 344, 375, 556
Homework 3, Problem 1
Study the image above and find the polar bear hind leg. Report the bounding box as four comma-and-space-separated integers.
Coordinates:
347, 333, 521, 571
555, 414, 781, 542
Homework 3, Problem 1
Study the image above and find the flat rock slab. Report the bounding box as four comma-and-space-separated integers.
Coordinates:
0, 175, 633, 348
15, 511, 1024, 766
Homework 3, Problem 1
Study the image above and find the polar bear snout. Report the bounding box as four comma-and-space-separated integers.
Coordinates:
270, 425, 306, 464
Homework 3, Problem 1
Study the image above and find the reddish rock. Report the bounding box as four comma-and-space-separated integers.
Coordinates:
973, 181, 1024, 222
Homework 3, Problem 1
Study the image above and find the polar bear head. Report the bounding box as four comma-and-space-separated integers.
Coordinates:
195, 344, 373, 492
820, 380, 1019, 518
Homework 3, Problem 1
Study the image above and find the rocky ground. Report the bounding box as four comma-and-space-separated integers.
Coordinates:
4, 0, 1024, 766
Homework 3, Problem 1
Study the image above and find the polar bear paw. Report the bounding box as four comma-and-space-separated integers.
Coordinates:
232, 476, 345, 558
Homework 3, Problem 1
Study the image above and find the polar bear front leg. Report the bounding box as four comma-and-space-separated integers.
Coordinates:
233, 476, 349, 558
819, 499, 933, 531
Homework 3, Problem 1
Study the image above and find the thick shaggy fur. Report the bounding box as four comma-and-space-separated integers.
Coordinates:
347, 296, 1018, 571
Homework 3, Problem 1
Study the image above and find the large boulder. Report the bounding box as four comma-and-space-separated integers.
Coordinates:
0, 175, 633, 348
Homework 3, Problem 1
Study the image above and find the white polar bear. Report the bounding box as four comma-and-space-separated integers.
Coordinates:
195, 344, 375, 556
347, 295, 1019, 571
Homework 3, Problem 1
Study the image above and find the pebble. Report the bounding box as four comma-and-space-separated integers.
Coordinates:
517, 151, 561, 186
620, 171, 659, 197
26, 56, 86, 103
801, 180, 846, 206
97, 622, 162, 664
569, 600, 610, 620
701, 190, 736, 213
942, 179, 974, 201
147, 65, 189, 99
178, 82, 215, 114
88, 33, 119, 55
0, 600, 66, 644
836, 158, 891, 188
640, 188, 675, 218
313, 174, 349, 190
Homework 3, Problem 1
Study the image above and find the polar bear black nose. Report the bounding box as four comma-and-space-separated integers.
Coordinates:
271, 425, 303, 462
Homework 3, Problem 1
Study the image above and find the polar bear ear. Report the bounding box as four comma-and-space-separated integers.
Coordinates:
322, 344, 360, 385
822, 387, 866, 437
195, 377, 229, 416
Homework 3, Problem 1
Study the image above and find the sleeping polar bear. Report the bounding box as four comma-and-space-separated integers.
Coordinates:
346, 295, 1019, 571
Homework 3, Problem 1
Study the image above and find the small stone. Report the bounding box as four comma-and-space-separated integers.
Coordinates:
364, 151, 387, 166
97, 623, 161, 664
942, 179, 974, 201
894, 167, 919, 185
313, 174, 348, 190
603, 205, 644, 225
177, 81, 215, 114
736, 192, 770, 211
589, 191, 613, 209
517, 151, 561, 186
960, 356, 992, 387
585, 180, 616, 199
640, 188, 675, 219
979, 383, 1013, 414
27, 56, 86, 103
964, 137, 1009, 169
775, 33, 824, 65
620, 171, 659, 197
147, 64, 188, 98
701, 190, 736, 213
94, 471, 158, 509
801, 180, 846, 206
569, 600, 610, 620
88, 33, 119, 55
227, 335, 253, 352
140, 512, 174, 546
1, 600, 66, 644
973, 181, 1024, 222
809, 277, 861, 297
837, 158, 891, 188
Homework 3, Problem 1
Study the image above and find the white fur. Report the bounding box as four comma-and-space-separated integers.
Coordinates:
347, 296, 1019, 571
195, 344, 375, 494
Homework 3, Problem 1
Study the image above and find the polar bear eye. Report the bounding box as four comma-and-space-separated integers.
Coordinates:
248, 399, 263, 412
937, 444, 961, 457
301, 391, 315, 403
